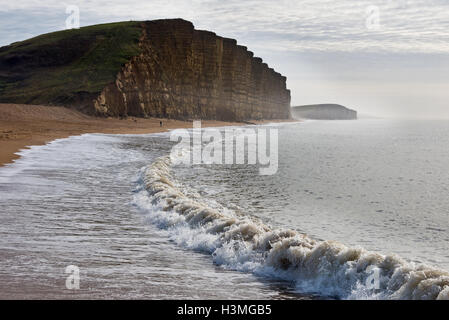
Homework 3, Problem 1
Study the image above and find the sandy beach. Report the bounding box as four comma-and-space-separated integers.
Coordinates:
0, 103, 291, 166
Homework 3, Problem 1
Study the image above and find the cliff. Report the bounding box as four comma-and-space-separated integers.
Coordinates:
0, 19, 291, 121
291, 104, 357, 120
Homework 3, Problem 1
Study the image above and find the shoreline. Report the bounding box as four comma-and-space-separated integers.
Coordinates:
0, 103, 295, 166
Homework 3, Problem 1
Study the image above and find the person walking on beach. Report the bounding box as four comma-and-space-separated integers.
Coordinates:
160, 121, 163, 127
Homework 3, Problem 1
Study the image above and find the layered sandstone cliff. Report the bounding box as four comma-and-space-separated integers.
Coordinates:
0, 19, 291, 121
94, 19, 291, 120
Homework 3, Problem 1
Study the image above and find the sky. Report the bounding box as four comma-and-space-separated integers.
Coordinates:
0, 0, 448, 118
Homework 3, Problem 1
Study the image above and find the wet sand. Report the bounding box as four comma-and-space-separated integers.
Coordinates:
0, 103, 292, 166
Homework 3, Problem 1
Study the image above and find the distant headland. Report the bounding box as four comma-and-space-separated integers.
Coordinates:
291, 104, 357, 120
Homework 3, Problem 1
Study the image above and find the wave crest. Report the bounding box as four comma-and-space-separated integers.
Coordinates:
134, 156, 449, 300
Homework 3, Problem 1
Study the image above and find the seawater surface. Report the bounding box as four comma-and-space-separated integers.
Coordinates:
0, 119, 448, 299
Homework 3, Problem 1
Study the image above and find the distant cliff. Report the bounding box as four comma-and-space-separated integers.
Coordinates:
0, 19, 291, 121
291, 104, 357, 120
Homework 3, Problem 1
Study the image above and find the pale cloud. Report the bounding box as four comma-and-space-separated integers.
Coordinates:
1, 0, 448, 52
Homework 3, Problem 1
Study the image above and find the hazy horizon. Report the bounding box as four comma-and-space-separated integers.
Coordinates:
1, 0, 448, 118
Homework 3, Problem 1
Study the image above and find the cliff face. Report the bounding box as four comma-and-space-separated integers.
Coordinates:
94, 20, 291, 120
0, 19, 291, 121
291, 104, 357, 120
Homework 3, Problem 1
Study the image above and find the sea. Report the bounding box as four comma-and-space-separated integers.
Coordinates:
0, 119, 448, 299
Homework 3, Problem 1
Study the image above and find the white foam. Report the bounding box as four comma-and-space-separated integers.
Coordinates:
133, 155, 449, 300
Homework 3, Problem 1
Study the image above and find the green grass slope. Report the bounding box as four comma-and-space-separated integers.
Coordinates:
0, 21, 142, 113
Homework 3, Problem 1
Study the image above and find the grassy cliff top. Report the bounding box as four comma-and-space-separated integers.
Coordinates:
0, 21, 142, 112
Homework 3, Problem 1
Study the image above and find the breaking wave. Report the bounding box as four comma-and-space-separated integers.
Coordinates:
133, 155, 449, 300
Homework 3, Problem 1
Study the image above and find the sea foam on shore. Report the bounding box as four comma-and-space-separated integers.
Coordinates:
133, 155, 449, 300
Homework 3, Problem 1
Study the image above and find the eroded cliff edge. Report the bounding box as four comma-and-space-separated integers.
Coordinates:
0, 19, 291, 121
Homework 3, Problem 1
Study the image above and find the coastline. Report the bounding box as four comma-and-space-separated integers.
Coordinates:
0, 103, 294, 166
